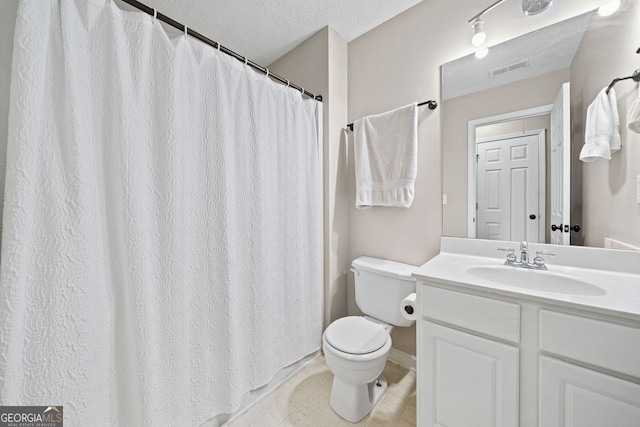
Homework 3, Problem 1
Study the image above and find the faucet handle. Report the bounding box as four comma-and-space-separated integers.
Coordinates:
520, 241, 528, 251
533, 250, 555, 269
498, 247, 517, 263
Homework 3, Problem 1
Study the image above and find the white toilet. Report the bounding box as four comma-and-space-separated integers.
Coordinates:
322, 256, 417, 423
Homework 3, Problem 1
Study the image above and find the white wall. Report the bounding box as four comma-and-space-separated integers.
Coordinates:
347, 0, 605, 356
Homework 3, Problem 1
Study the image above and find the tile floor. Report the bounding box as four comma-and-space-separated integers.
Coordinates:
226, 354, 416, 427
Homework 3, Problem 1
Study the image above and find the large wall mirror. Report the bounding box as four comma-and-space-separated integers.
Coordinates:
442, 0, 640, 250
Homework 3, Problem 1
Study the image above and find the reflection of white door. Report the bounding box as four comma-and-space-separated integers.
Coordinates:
550, 82, 571, 245
477, 132, 542, 242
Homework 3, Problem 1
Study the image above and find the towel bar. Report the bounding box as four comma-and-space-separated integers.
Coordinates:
346, 100, 437, 131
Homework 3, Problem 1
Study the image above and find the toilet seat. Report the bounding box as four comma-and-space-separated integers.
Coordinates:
325, 316, 388, 355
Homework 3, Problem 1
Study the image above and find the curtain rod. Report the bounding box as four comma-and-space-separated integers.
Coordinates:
346, 100, 438, 131
119, 0, 322, 102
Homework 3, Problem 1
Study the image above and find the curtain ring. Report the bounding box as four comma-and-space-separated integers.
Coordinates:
300, 87, 305, 95
244, 57, 248, 65
152, 8, 157, 20
217, 42, 221, 50
286, 80, 290, 88
184, 24, 188, 37
265, 68, 269, 78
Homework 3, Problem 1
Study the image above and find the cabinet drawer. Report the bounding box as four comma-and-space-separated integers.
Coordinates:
539, 310, 640, 378
421, 285, 520, 343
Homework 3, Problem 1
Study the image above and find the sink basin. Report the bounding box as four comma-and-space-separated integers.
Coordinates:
465, 265, 606, 296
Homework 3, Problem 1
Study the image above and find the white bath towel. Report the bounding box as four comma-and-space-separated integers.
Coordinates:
353, 103, 418, 208
628, 85, 640, 134
580, 88, 621, 162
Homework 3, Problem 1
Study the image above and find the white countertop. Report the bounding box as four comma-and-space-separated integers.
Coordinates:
413, 238, 640, 321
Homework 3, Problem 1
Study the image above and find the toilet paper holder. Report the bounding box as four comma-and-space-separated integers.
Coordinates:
400, 292, 417, 321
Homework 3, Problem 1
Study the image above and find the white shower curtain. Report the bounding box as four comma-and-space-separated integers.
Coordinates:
0, 0, 323, 425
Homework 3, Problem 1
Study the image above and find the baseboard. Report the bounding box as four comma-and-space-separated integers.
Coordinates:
388, 348, 416, 371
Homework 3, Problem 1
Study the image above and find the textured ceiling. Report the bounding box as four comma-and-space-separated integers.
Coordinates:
116, 0, 422, 66
442, 11, 593, 100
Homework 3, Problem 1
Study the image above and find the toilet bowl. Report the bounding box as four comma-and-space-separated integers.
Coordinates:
322, 256, 417, 423
322, 316, 393, 422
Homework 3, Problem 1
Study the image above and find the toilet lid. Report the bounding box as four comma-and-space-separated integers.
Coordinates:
325, 316, 388, 355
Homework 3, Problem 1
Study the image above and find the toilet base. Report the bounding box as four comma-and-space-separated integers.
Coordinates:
329, 374, 388, 423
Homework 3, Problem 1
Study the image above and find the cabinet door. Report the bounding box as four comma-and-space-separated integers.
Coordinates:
420, 321, 519, 427
540, 356, 640, 427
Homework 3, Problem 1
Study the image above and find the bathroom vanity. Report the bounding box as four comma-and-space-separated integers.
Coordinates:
414, 238, 640, 427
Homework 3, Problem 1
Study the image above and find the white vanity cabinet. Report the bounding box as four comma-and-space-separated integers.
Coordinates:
420, 321, 519, 427
539, 356, 640, 427
538, 310, 640, 427
416, 281, 640, 427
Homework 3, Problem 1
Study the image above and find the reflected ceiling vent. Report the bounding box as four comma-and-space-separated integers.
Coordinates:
489, 59, 529, 78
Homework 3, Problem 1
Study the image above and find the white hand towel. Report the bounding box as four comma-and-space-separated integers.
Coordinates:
628, 85, 640, 134
580, 88, 621, 162
354, 103, 418, 209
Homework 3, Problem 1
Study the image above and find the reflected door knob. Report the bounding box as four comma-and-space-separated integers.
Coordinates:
529, 214, 537, 220
551, 224, 563, 232
570, 225, 581, 232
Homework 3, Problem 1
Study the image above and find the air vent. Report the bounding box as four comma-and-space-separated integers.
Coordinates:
489, 59, 529, 78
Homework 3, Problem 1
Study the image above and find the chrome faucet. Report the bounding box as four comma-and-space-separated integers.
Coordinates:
498, 241, 555, 270
519, 241, 529, 264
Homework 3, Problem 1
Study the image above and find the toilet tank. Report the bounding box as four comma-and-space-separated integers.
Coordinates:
352, 256, 417, 327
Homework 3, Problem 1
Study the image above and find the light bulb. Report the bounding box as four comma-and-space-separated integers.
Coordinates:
475, 47, 489, 59
472, 31, 486, 47
598, 0, 620, 16
471, 19, 486, 47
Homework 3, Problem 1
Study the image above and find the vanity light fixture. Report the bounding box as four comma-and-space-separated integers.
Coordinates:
475, 47, 489, 59
598, 0, 621, 17
468, 0, 507, 47
469, 0, 554, 47
521, 0, 553, 16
